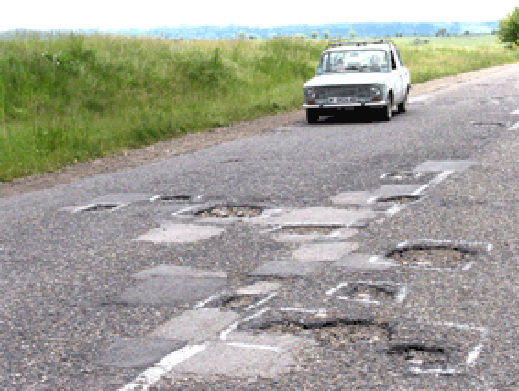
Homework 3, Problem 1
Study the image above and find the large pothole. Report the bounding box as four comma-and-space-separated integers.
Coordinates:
326, 281, 406, 304
74, 203, 123, 212
249, 318, 392, 348
151, 195, 192, 202
195, 205, 264, 218
206, 293, 271, 311
376, 195, 423, 204
386, 244, 476, 269
387, 344, 450, 371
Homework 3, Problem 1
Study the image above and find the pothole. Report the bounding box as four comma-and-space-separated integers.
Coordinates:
470, 121, 507, 127
251, 318, 392, 348
151, 195, 192, 202
376, 195, 422, 204
387, 344, 450, 371
221, 158, 242, 164
327, 281, 405, 304
195, 205, 264, 218
74, 203, 123, 212
206, 293, 269, 311
380, 172, 423, 181
386, 244, 475, 269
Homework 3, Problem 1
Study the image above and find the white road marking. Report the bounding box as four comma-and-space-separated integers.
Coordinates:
245, 292, 278, 311
467, 343, 484, 366
325, 282, 348, 296
509, 121, 519, 130
193, 293, 221, 309
367, 196, 378, 204
336, 297, 381, 305
396, 285, 408, 303
225, 342, 281, 352
409, 367, 459, 375
219, 307, 270, 341
412, 183, 430, 195
511, 109, 519, 115
428, 171, 454, 187
386, 204, 404, 217
119, 343, 207, 390
279, 307, 326, 314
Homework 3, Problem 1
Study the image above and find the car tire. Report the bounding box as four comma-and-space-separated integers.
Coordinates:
306, 108, 320, 124
380, 93, 393, 121
397, 88, 408, 113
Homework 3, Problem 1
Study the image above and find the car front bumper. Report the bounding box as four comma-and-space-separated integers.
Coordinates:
303, 101, 388, 109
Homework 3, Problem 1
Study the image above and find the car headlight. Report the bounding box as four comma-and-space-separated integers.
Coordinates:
370, 85, 382, 97
304, 87, 316, 99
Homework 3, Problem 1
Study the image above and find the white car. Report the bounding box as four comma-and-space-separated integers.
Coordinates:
303, 40, 411, 123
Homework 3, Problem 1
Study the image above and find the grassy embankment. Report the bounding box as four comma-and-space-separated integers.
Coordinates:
0, 33, 518, 182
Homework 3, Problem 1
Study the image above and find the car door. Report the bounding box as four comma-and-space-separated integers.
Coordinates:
394, 47, 409, 98
389, 49, 403, 104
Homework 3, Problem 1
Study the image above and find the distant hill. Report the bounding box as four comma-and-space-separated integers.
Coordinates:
0, 21, 499, 40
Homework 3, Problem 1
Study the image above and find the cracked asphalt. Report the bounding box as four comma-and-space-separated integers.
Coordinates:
1, 62, 519, 390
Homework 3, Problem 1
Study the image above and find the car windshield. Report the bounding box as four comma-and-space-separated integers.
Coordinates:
319, 49, 390, 73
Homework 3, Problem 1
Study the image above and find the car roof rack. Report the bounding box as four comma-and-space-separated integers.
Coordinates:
326, 39, 395, 49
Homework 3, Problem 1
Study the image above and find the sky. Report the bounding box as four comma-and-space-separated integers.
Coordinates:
2, 0, 518, 31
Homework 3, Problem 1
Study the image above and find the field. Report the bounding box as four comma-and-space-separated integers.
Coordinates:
0, 33, 518, 182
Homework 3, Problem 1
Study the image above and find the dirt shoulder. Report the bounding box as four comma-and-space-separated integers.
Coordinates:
1, 62, 518, 198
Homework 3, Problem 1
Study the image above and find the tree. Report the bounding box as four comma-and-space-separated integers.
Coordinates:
464, 30, 470, 35
437, 28, 447, 37
237, 31, 247, 40
349, 30, 356, 39
312, 31, 319, 39
497, 6, 519, 47
323, 30, 330, 39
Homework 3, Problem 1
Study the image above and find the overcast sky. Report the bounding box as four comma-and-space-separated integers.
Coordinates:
2, 1, 518, 31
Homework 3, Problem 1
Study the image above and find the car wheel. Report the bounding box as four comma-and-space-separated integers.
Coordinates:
306, 108, 320, 124
397, 88, 408, 113
380, 94, 393, 121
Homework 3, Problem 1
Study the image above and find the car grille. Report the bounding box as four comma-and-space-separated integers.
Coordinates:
315, 85, 371, 99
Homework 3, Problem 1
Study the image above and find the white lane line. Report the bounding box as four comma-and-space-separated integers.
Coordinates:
467, 343, 484, 366
325, 282, 349, 296
245, 292, 278, 311
225, 342, 281, 352
429, 170, 454, 187
336, 297, 381, 305
119, 343, 207, 391
509, 121, 519, 130
193, 293, 221, 309
511, 109, 519, 115
396, 285, 408, 303
385, 204, 404, 217
367, 196, 378, 204
409, 367, 459, 375
279, 307, 325, 314
412, 183, 430, 195
219, 307, 270, 341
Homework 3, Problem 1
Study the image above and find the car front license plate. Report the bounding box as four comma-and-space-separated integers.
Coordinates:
329, 97, 354, 104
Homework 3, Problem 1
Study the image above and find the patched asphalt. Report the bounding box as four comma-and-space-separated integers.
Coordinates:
1, 63, 519, 389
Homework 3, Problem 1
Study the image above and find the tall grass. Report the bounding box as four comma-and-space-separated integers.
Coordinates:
0, 34, 518, 182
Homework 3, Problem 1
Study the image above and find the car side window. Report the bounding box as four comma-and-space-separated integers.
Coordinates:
390, 50, 397, 70
394, 48, 404, 67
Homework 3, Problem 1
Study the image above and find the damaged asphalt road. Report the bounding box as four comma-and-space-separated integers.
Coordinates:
1, 63, 519, 390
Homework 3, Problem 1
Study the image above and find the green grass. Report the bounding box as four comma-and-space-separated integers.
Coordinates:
1, 33, 518, 182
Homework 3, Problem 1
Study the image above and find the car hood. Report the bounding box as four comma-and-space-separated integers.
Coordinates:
304, 73, 392, 87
